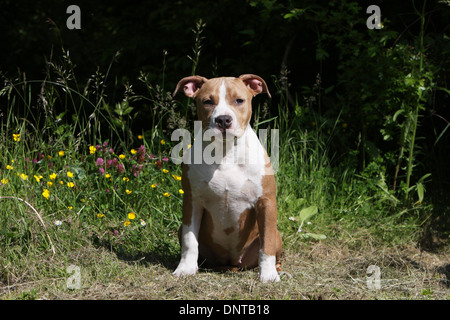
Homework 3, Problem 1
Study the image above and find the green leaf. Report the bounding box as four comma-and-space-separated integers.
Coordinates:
299, 205, 318, 223
294, 198, 307, 208
435, 123, 450, 146
254, 116, 278, 127
299, 232, 326, 240
418, 173, 431, 183
393, 109, 404, 122
114, 101, 133, 116
286, 197, 307, 211
283, 8, 305, 20
416, 182, 424, 203
404, 73, 415, 86
56, 112, 66, 121
69, 166, 87, 180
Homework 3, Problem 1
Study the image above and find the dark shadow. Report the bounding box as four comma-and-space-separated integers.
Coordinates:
90, 234, 180, 271
436, 263, 450, 288
418, 199, 450, 252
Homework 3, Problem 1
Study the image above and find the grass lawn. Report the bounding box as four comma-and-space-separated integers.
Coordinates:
1, 234, 448, 300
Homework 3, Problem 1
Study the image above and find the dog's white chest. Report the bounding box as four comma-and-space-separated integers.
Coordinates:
190, 161, 263, 210
188, 127, 266, 203
186, 129, 267, 249
188, 160, 263, 255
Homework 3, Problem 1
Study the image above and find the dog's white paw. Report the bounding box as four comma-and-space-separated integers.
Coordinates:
258, 252, 280, 282
173, 263, 198, 277
259, 269, 281, 283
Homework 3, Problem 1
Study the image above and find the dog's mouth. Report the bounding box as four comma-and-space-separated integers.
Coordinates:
206, 126, 239, 144
213, 127, 233, 139
210, 115, 235, 138
210, 134, 237, 146
218, 127, 229, 136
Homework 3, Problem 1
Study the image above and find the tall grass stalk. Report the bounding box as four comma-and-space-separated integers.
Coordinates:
188, 19, 206, 76
405, 0, 427, 200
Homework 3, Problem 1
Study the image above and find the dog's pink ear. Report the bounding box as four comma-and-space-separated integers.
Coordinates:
173, 76, 208, 98
239, 74, 271, 98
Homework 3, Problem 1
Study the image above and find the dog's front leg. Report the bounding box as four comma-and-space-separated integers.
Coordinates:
173, 198, 203, 277
256, 176, 281, 283
257, 202, 281, 282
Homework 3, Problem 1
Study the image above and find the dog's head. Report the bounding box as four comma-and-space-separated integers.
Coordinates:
174, 75, 270, 140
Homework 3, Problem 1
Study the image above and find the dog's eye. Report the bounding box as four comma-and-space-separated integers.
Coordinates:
203, 99, 214, 105
235, 98, 245, 105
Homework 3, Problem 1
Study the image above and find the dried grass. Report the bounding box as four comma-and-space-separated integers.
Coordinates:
1, 238, 448, 300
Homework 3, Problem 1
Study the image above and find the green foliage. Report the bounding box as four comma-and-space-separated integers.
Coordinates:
0, 51, 185, 259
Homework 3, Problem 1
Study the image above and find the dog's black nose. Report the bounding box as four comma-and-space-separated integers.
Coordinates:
215, 115, 233, 129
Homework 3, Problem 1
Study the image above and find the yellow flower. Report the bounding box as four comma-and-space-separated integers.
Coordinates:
163, 192, 170, 197
49, 173, 57, 180
123, 177, 130, 182
47, 155, 52, 160
34, 175, 43, 182
1, 178, 8, 185
68, 206, 73, 210
42, 189, 50, 199
151, 184, 156, 188
60, 180, 64, 185
89, 145, 96, 155
162, 169, 169, 173
105, 173, 111, 179
67, 182, 75, 188
130, 149, 137, 154
119, 154, 126, 160
97, 213, 104, 218
6, 165, 13, 170
126, 189, 132, 195
58, 151, 65, 157
138, 135, 143, 140
172, 174, 182, 181
160, 139, 166, 145
128, 212, 136, 220
47, 181, 53, 187
124, 220, 131, 227
179, 189, 184, 194
67, 171, 74, 178
20, 173, 28, 180
13, 133, 20, 142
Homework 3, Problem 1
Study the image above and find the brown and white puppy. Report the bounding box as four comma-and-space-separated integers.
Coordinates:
172, 74, 281, 282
